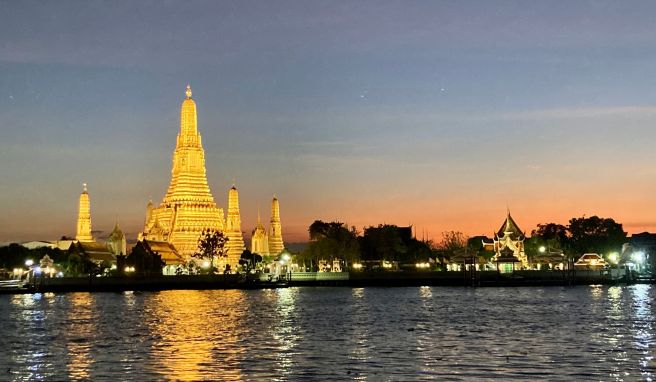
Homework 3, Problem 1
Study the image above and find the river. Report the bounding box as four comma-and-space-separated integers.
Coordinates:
0, 285, 654, 381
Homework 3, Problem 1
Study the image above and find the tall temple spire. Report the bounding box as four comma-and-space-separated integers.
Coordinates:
268, 196, 284, 255
140, 86, 225, 261
107, 222, 127, 256
76, 183, 93, 242
251, 208, 269, 256
225, 185, 245, 265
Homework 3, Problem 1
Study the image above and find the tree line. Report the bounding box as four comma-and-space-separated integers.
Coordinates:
299, 216, 627, 269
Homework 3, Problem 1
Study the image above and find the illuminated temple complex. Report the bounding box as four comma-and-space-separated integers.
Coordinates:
139, 86, 284, 269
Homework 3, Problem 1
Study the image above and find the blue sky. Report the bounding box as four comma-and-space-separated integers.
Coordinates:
2, 1, 656, 242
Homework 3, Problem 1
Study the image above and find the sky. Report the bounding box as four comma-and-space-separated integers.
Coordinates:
1, 1, 656, 243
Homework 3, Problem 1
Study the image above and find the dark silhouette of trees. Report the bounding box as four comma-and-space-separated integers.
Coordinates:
304, 221, 360, 268
192, 229, 228, 274
239, 250, 263, 272
360, 225, 407, 261
360, 225, 432, 263
530, 216, 626, 257
567, 216, 626, 256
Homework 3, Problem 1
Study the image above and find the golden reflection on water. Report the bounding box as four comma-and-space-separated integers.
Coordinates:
146, 290, 246, 381
589, 284, 603, 299
65, 293, 96, 380
272, 288, 299, 380
419, 285, 432, 299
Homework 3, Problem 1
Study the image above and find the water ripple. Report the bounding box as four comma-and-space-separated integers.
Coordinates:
0, 285, 654, 381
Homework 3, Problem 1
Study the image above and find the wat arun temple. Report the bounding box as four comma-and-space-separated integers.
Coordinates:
135, 85, 285, 269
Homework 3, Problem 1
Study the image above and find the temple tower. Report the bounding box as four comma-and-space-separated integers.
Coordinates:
76, 183, 94, 242
107, 223, 127, 256
268, 196, 284, 255
251, 210, 269, 256
140, 85, 226, 261
225, 185, 246, 266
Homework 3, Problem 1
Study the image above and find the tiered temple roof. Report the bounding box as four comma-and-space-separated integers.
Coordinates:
76, 184, 94, 242
140, 86, 226, 260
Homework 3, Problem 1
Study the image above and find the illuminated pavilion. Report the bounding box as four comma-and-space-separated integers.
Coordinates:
483, 211, 529, 271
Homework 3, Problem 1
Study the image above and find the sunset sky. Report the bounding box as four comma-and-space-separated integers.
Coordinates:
2, 1, 656, 243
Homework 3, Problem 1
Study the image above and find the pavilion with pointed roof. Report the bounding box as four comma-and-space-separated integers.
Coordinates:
483, 211, 529, 272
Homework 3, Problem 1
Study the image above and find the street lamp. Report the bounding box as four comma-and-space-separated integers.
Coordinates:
539, 246, 546, 253
25, 259, 34, 267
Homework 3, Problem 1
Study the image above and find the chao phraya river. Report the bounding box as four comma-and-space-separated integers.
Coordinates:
0, 285, 654, 381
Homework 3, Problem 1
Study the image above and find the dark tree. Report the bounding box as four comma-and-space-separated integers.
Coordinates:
192, 229, 228, 273
567, 216, 626, 256
360, 225, 417, 263
531, 223, 570, 250
239, 250, 263, 272
303, 221, 360, 268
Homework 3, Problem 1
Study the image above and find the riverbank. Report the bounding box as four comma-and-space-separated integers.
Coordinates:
0, 269, 648, 294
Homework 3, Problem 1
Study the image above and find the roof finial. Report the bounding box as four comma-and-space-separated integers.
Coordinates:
83, 183, 87, 192
185, 84, 192, 99
257, 207, 261, 223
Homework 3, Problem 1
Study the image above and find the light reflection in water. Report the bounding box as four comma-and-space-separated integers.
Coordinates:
629, 284, 654, 379
1, 286, 656, 380
65, 293, 96, 380
349, 287, 370, 381
272, 288, 299, 380
146, 290, 245, 381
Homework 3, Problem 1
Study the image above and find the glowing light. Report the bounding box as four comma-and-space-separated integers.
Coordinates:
25, 259, 33, 267
632, 251, 645, 264
282, 253, 291, 261
539, 246, 546, 253
34, 266, 42, 275
608, 252, 619, 264
352, 263, 363, 270
201, 261, 211, 269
